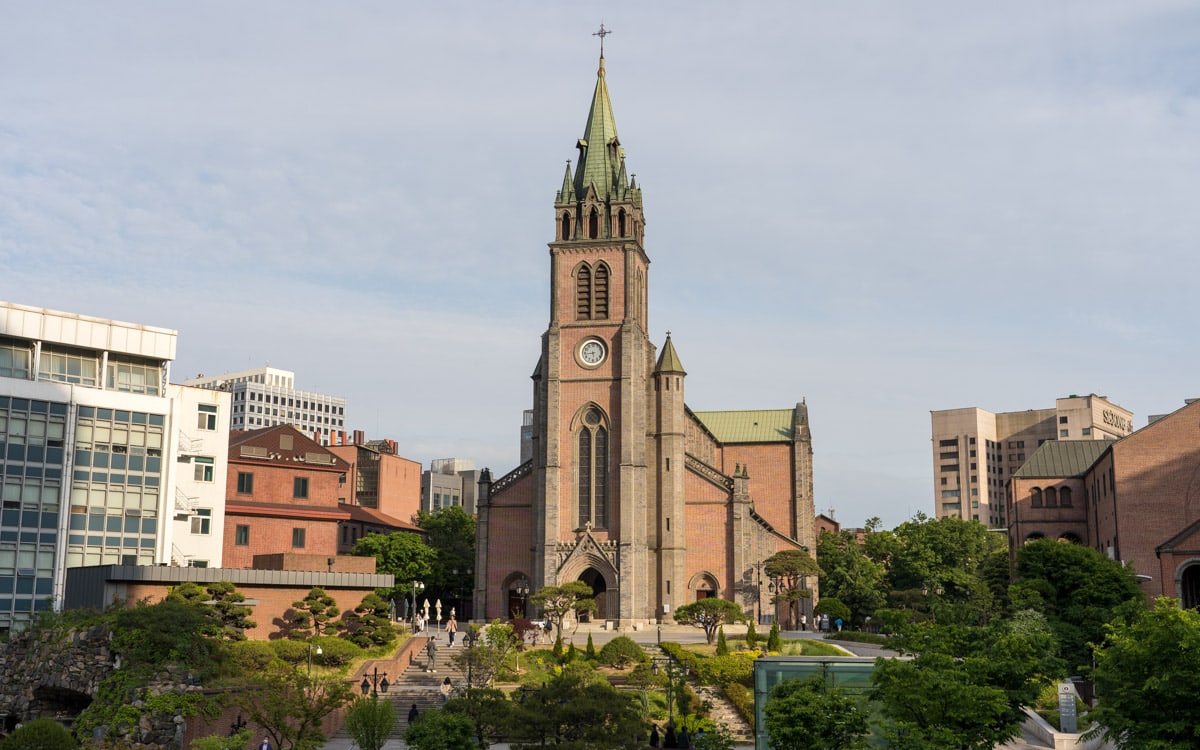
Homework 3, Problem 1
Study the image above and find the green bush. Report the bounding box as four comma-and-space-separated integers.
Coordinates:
693, 654, 754, 686
823, 630, 890, 646
313, 635, 363, 667
2, 718, 76, 750
597, 636, 648, 668
813, 597, 851, 625
586, 633, 596, 659
715, 626, 729, 656
227, 640, 281, 675
269, 638, 309, 665
767, 622, 782, 652
745, 620, 758, 648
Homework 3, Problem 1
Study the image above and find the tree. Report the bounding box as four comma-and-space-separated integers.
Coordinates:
341, 593, 397, 649
352, 531, 436, 604
344, 696, 396, 750
763, 677, 870, 750
205, 580, 257, 639
815, 528, 887, 626
236, 672, 354, 750
715, 626, 729, 655
445, 688, 516, 750
1087, 598, 1200, 749
453, 621, 519, 687
673, 599, 746, 645
745, 619, 758, 648
812, 597, 850, 629
767, 621, 782, 652
415, 507, 476, 609
873, 617, 1063, 750
1013, 537, 1144, 671
764, 549, 822, 630
507, 672, 647, 750
288, 587, 342, 639
529, 581, 596, 637
405, 709, 477, 750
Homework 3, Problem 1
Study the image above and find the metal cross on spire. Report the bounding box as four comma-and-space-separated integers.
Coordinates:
593, 23, 612, 57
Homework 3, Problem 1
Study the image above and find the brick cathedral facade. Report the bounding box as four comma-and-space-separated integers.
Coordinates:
473, 54, 817, 626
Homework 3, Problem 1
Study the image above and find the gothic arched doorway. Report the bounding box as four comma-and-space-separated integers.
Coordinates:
579, 568, 609, 621
1181, 562, 1200, 610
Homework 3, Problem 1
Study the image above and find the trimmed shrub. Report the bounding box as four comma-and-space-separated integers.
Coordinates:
767, 622, 782, 652
227, 640, 280, 675
745, 620, 758, 649
2, 718, 76, 750
597, 636, 648, 668
722, 682, 755, 729
715, 626, 729, 656
269, 638, 309, 665
586, 633, 597, 659
313, 635, 363, 667
693, 654, 754, 686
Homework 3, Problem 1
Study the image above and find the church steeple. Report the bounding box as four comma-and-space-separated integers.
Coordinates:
574, 55, 637, 204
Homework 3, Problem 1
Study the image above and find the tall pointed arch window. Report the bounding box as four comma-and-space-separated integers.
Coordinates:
561, 212, 572, 241
575, 262, 611, 321
588, 208, 600, 239
578, 407, 609, 529
617, 209, 627, 237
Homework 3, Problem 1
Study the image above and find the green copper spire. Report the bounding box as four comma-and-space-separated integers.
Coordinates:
574, 55, 625, 201
654, 333, 686, 374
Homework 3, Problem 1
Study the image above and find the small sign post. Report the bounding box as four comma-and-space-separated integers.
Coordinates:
1058, 682, 1078, 733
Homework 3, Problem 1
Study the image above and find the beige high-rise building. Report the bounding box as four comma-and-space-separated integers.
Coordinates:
930, 394, 1132, 528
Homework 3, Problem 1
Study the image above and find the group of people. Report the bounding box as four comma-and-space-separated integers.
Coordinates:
648, 723, 702, 749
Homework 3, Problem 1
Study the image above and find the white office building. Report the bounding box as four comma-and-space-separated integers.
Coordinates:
183, 367, 346, 446
0, 302, 229, 632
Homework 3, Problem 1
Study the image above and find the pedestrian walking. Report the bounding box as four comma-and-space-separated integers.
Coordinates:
447, 616, 458, 646
259, 739, 271, 750
649, 724, 660, 748
800, 613, 808, 631
425, 636, 438, 672
407, 704, 419, 724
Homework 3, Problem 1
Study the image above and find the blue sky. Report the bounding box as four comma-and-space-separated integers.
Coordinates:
4, 2, 1200, 528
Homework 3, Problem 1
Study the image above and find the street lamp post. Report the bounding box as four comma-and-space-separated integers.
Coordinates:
463, 628, 479, 687
307, 643, 323, 675
514, 577, 530, 619
753, 560, 765, 625
654, 659, 690, 729
411, 580, 425, 625
360, 667, 390, 696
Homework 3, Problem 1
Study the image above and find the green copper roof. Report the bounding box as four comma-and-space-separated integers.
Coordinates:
1011, 440, 1109, 479
692, 410, 794, 444
575, 56, 624, 200
655, 335, 686, 374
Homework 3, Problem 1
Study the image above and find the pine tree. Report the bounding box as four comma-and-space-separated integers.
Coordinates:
715, 626, 729, 656
553, 635, 564, 661
745, 620, 759, 649
767, 621, 782, 652
586, 633, 597, 659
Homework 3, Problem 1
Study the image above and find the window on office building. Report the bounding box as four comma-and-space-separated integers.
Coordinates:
1060, 429, 1069, 438
191, 508, 212, 535
106, 357, 162, 395
292, 528, 306, 548
194, 457, 214, 482
1059, 416, 1068, 424
197, 404, 217, 430
294, 477, 308, 499
235, 524, 249, 545
39, 345, 99, 386
236, 472, 253, 494
0, 337, 33, 379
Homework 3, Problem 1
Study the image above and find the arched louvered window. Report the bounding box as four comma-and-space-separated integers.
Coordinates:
561, 212, 571, 241
1059, 487, 1072, 507
593, 263, 609, 319
1045, 487, 1058, 507
577, 407, 608, 529
617, 209, 627, 237
588, 208, 600, 239
1030, 487, 1043, 508
576, 264, 592, 319
575, 262, 610, 320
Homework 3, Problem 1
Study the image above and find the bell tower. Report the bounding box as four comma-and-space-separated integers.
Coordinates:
531, 49, 655, 622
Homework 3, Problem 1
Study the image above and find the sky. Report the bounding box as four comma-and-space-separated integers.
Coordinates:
4, 2, 1200, 529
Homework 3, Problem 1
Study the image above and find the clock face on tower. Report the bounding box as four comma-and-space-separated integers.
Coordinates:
579, 339, 607, 366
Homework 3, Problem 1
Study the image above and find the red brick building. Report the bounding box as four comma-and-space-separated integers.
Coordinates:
223, 425, 351, 568
1008, 399, 1200, 607
474, 54, 816, 626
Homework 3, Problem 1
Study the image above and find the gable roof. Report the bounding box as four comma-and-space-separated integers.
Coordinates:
691, 409, 794, 444
343, 504, 422, 534
1011, 440, 1110, 479
229, 424, 349, 472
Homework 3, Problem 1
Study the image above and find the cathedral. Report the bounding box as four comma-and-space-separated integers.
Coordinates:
473, 51, 817, 626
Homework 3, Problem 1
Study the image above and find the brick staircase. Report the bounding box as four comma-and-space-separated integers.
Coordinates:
328, 636, 469, 743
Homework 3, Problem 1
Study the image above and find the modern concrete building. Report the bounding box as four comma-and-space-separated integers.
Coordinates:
183, 366, 347, 446
0, 302, 230, 632
421, 458, 480, 514
930, 394, 1133, 528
